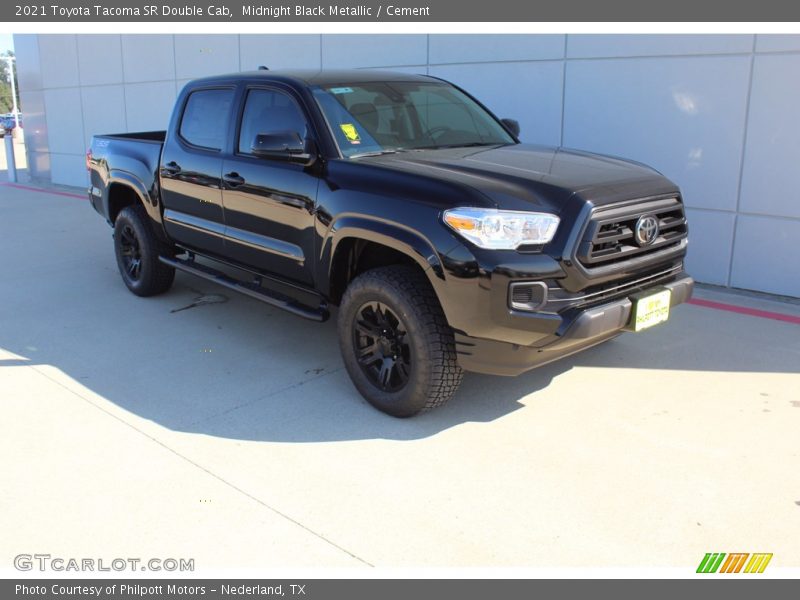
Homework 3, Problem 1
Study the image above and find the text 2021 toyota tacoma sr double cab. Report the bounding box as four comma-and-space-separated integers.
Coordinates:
87, 69, 693, 417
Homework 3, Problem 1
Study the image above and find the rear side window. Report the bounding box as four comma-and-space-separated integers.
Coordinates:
238, 89, 309, 155
179, 88, 234, 151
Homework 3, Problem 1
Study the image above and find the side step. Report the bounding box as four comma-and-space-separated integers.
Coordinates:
159, 255, 329, 322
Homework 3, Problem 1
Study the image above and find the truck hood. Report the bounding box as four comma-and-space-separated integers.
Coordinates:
358, 144, 679, 212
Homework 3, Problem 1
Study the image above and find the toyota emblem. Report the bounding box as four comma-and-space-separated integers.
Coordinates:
634, 215, 659, 246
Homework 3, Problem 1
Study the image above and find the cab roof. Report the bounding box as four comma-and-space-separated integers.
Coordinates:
187, 69, 437, 87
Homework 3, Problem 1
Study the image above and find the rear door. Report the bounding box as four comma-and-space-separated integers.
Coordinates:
221, 85, 319, 285
160, 86, 235, 256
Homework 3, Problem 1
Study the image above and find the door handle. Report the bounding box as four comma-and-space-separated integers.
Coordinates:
223, 172, 245, 188
161, 161, 181, 176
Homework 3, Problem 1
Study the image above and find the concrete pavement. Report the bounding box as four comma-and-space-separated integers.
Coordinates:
1, 182, 799, 572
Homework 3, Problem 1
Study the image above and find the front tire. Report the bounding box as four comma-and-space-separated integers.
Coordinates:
338, 265, 463, 417
113, 205, 175, 297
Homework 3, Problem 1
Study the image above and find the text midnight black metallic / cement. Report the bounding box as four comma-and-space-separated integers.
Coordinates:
7, 0, 800, 21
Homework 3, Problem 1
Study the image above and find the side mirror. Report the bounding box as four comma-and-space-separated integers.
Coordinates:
251, 131, 316, 166
501, 118, 521, 138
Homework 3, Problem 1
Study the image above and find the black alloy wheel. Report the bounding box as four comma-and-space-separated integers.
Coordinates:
353, 301, 412, 392
118, 223, 143, 282
337, 265, 463, 417
113, 204, 175, 296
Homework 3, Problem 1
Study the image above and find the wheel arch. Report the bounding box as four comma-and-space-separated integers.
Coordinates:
323, 216, 445, 306
105, 171, 169, 244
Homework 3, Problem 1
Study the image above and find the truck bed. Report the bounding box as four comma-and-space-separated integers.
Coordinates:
88, 131, 167, 223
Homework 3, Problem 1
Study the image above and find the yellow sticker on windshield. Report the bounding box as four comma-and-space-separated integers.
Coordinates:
340, 123, 361, 144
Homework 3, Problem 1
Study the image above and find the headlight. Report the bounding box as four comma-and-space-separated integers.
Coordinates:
443, 207, 560, 250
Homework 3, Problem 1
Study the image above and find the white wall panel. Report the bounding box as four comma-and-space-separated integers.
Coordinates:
50, 153, 87, 187
18, 89, 48, 153
683, 209, 736, 286
26, 151, 51, 182
430, 62, 563, 146
739, 54, 800, 219
563, 56, 750, 212
77, 35, 123, 86
43, 87, 84, 155
13, 34, 43, 92
38, 35, 79, 89
174, 35, 239, 80
122, 35, 176, 83
731, 215, 800, 297
81, 86, 127, 148
321, 35, 427, 68
567, 34, 753, 58
755, 34, 800, 52
124, 81, 176, 131
240, 35, 321, 70
430, 34, 564, 64
360, 65, 427, 74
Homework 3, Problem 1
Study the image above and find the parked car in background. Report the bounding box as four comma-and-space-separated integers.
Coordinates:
0, 114, 23, 136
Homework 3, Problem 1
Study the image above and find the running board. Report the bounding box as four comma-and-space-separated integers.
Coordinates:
159, 256, 329, 322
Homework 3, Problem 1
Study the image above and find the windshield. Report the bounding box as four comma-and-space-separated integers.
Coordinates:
312, 81, 516, 157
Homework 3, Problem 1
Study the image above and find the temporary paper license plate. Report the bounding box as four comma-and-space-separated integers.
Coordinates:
631, 289, 671, 332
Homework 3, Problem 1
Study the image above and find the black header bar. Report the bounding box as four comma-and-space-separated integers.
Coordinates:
3, 579, 799, 600
4, 0, 800, 22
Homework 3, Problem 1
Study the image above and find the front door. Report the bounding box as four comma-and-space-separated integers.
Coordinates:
221, 86, 319, 285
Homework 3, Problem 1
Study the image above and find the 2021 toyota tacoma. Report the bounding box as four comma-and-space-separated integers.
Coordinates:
87, 69, 693, 417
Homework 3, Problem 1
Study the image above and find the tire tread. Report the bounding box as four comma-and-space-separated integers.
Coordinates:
114, 204, 175, 296
339, 265, 463, 415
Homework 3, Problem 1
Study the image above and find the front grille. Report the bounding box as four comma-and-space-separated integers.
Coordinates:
576, 197, 688, 268
545, 264, 683, 311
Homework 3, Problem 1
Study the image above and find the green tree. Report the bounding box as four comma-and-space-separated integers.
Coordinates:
0, 51, 20, 114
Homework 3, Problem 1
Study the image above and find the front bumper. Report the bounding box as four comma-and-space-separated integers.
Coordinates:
454, 274, 694, 376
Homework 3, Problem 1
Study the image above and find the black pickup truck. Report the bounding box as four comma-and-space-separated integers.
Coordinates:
87, 69, 693, 417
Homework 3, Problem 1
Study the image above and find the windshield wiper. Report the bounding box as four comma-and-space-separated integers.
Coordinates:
413, 142, 503, 150
349, 149, 404, 158
440, 142, 502, 149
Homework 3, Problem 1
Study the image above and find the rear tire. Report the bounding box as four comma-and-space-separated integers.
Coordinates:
338, 265, 463, 417
113, 205, 175, 297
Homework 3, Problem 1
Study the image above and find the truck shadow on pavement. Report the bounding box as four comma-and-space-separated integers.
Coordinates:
4, 267, 799, 443
3, 265, 564, 441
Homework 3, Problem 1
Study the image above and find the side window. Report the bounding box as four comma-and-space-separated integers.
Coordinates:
238, 89, 308, 155
179, 88, 234, 151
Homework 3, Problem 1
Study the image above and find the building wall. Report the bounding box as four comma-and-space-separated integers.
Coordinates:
12, 33, 800, 297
